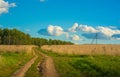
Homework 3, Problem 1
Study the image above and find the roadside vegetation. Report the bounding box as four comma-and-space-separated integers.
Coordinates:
25, 48, 42, 77
0, 51, 34, 77
41, 49, 120, 77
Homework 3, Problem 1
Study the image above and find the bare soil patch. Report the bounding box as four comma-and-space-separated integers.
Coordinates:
38, 52, 59, 77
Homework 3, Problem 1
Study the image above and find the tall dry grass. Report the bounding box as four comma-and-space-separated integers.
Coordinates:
0, 45, 36, 53
0, 55, 2, 59
41, 44, 120, 55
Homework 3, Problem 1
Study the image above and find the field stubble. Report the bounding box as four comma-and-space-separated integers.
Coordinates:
0, 45, 35, 77
0, 45, 36, 53
41, 45, 120, 55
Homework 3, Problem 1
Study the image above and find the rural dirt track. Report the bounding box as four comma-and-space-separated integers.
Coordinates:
11, 48, 58, 77
39, 52, 59, 77
11, 51, 38, 77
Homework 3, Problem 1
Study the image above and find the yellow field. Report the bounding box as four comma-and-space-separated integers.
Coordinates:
0, 45, 36, 53
41, 45, 120, 55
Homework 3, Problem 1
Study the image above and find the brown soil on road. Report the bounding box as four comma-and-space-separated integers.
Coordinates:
11, 53, 38, 77
11, 49, 58, 77
39, 52, 59, 77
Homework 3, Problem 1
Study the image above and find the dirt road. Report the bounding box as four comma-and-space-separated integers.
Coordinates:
39, 52, 59, 77
11, 52, 38, 77
11, 49, 58, 77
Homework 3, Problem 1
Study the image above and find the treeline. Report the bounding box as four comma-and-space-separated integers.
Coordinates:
0, 28, 73, 46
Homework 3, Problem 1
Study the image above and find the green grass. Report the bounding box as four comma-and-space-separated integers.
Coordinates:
0, 51, 34, 77
69, 56, 120, 77
25, 48, 42, 77
41, 49, 120, 77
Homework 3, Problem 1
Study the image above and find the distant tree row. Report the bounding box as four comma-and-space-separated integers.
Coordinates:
0, 28, 73, 46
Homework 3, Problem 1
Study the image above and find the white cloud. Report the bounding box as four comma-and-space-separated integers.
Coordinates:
0, 0, 16, 15
69, 23, 120, 36
40, 0, 45, 2
47, 25, 63, 36
38, 23, 120, 41
78, 24, 98, 33
68, 23, 120, 40
78, 25, 120, 39
68, 23, 78, 32
70, 34, 81, 41
47, 25, 69, 38
97, 26, 120, 37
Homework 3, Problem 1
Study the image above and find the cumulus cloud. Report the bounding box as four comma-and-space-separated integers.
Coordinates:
82, 26, 120, 40
0, 0, 16, 14
78, 25, 98, 33
47, 25, 63, 36
68, 23, 120, 40
38, 25, 69, 38
97, 26, 117, 37
69, 34, 81, 41
47, 25, 69, 37
68, 23, 78, 32
38, 23, 120, 41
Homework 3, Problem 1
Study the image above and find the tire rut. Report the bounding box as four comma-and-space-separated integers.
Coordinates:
38, 52, 59, 77
11, 51, 38, 77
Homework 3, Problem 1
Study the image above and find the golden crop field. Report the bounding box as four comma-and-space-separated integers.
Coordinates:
0, 45, 36, 53
41, 44, 120, 55
0, 45, 36, 77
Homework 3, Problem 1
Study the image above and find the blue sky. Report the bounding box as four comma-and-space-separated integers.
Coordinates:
0, 0, 120, 44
